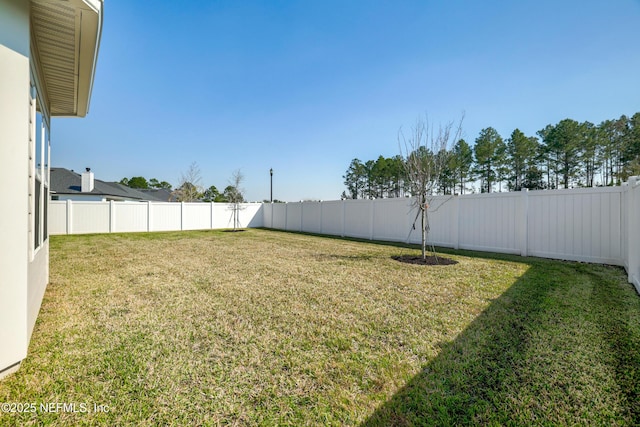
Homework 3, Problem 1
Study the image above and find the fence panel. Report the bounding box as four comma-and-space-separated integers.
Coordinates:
150, 203, 181, 232
344, 200, 371, 239
426, 196, 460, 248
528, 188, 622, 264
48, 201, 68, 234
211, 203, 234, 229
113, 202, 148, 233
321, 201, 344, 236
271, 203, 287, 230
626, 178, 640, 291
372, 198, 412, 242
240, 203, 264, 228
458, 193, 522, 254
71, 202, 110, 234
183, 203, 211, 230
263, 203, 273, 228
302, 202, 322, 234
285, 203, 302, 231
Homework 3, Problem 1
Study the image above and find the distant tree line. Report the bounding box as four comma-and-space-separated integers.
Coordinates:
119, 163, 246, 203
119, 176, 172, 190
343, 113, 640, 198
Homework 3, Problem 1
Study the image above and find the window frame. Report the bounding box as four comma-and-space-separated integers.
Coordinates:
29, 70, 51, 258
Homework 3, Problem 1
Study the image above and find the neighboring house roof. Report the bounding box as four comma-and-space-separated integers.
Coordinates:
138, 188, 178, 202
31, 0, 103, 117
50, 168, 167, 201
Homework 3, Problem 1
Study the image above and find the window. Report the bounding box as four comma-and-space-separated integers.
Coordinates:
29, 76, 50, 254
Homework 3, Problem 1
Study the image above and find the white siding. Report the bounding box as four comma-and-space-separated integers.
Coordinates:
0, 0, 32, 376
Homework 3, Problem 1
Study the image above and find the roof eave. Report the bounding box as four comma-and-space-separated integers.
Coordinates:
74, 0, 103, 117
31, 0, 103, 118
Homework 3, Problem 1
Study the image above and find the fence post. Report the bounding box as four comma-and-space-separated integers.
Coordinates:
628, 176, 640, 291
210, 202, 214, 230
452, 195, 460, 250
66, 199, 72, 235
341, 199, 346, 238
270, 202, 274, 229
180, 202, 185, 230
319, 201, 323, 234
284, 203, 288, 231
370, 199, 375, 240
109, 200, 115, 233
147, 201, 152, 232
300, 201, 304, 232
521, 189, 529, 257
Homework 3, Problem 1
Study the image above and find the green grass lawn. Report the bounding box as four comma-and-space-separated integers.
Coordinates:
1, 229, 639, 426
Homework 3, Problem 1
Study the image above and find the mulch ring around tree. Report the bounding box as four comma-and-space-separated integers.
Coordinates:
391, 255, 458, 266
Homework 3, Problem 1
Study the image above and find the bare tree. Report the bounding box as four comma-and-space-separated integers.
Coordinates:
173, 162, 204, 202
400, 114, 464, 260
227, 169, 245, 230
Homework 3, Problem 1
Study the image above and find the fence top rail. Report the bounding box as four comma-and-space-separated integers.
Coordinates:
276, 185, 628, 205
526, 186, 623, 197
50, 200, 263, 206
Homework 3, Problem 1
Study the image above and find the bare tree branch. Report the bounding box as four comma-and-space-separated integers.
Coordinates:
227, 169, 245, 230
399, 113, 464, 260
173, 162, 204, 202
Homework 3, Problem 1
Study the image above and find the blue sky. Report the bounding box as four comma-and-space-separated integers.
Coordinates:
53, 0, 640, 201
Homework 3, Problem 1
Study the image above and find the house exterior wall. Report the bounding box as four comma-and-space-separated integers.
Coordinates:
27, 241, 49, 342
0, 0, 30, 378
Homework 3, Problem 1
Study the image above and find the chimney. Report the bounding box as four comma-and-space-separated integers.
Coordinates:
81, 167, 94, 192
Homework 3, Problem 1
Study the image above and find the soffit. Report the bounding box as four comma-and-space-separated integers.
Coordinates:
31, 0, 102, 117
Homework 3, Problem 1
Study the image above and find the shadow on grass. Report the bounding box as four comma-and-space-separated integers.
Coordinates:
359, 261, 640, 426
257, 228, 524, 262
391, 255, 458, 266
259, 230, 640, 424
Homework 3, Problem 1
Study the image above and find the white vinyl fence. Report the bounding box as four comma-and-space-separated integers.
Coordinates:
48, 179, 640, 292
49, 201, 264, 235
264, 178, 640, 292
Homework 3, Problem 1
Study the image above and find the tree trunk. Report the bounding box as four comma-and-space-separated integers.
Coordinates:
421, 206, 427, 260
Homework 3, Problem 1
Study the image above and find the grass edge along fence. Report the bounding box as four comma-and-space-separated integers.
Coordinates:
49, 177, 640, 292
264, 178, 640, 293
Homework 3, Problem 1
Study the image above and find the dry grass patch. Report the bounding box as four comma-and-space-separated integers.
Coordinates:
0, 229, 639, 426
